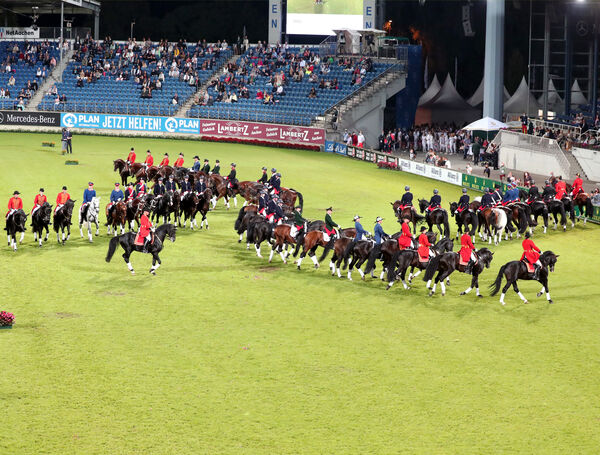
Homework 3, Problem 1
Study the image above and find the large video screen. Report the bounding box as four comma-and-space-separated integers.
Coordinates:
287, 0, 363, 35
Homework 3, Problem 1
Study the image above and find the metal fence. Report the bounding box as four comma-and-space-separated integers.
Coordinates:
531, 118, 581, 137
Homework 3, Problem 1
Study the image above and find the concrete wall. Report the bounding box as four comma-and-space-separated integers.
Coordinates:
572, 147, 600, 182
500, 145, 564, 177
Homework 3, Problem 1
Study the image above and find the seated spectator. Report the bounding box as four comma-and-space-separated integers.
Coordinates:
16, 98, 25, 111
307, 87, 317, 99
591, 188, 600, 206
8, 75, 15, 86
31, 79, 38, 91
54, 95, 60, 106
76, 77, 84, 88
171, 93, 179, 105
256, 89, 264, 100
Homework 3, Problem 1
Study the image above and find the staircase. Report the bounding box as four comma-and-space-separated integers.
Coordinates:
174, 53, 239, 118
26, 49, 74, 111
313, 61, 407, 143
564, 149, 587, 179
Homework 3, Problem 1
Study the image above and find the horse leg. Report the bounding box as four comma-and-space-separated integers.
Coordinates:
44, 226, 49, 242
269, 243, 275, 263
79, 220, 84, 238
66, 224, 71, 241
356, 258, 367, 280
513, 282, 528, 304
56, 230, 60, 243
150, 254, 161, 275
279, 245, 288, 264
123, 252, 135, 275
88, 223, 93, 243
347, 256, 358, 281
254, 242, 263, 258
233, 195, 237, 208
296, 249, 306, 269
309, 247, 320, 268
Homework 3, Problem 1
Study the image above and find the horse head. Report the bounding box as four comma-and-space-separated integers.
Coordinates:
41, 203, 52, 223
167, 224, 177, 242
418, 199, 428, 213
113, 159, 124, 172
477, 248, 494, 268
541, 250, 559, 272
449, 202, 458, 215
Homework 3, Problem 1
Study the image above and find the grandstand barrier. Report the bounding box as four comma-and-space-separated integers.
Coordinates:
60, 112, 200, 134
0, 110, 60, 127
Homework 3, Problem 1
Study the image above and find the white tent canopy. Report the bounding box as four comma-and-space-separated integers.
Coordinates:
418, 74, 441, 107
462, 117, 508, 131
421, 74, 475, 110
570, 80, 588, 107
504, 76, 539, 115
415, 74, 480, 125
467, 77, 511, 107
537, 79, 564, 112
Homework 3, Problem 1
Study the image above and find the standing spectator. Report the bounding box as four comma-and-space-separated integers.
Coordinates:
499, 163, 506, 182
483, 164, 490, 178
61, 128, 68, 154
472, 138, 481, 165
520, 113, 528, 133
357, 131, 365, 148
66, 128, 73, 154
523, 171, 532, 188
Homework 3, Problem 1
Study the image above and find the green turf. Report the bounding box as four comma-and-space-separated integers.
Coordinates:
288, 0, 362, 16
1, 132, 599, 454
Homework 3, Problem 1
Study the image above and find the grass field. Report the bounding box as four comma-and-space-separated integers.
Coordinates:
287, 0, 363, 16
1, 132, 599, 454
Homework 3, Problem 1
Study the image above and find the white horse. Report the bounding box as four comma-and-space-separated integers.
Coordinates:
79, 197, 101, 242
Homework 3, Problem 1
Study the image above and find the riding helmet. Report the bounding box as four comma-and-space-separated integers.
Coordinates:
462, 188, 467, 193
405, 185, 410, 191
231, 163, 236, 167
39, 188, 44, 192
62, 186, 67, 190
420, 226, 427, 232
13, 190, 20, 195
295, 206, 302, 210
271, 168, 277, 173
276, 173, 281, 177
375, 216, 383, 222
262, 166, 267, 171
353, 215, 361, 221
433, 189, 438, 194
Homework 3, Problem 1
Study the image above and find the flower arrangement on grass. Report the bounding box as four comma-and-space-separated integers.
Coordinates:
0, 311, 15, 327
377, 161, 398, 170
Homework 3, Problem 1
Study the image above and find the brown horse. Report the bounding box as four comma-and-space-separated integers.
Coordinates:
208, 174, 230, 209
113, 159, 130, 186
196, 188, 213, 229
573, 192, 594, 223
135, 165, 159, 182
269, 224, 297, 264
156, 165, 175, 182
319, 236, 354, 277
106, 201, 127, 236
236, 181, 265, 206
294, 230, 331, 269
390, 201, 424, 233
279, 187, 304, 212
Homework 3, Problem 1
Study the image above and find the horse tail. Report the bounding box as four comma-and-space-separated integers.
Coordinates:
386, 251, 401, 282
234, 207, 245, 230
105, 235, 120, 262
364, 244, 380, 274
341, 240, 355, 270
443, 216, 450, 238
489, 264, 508, 296
291, 189, 304, 212
423, 254, 443, 282
318, 238, 334, 262
246, 220, 256, 243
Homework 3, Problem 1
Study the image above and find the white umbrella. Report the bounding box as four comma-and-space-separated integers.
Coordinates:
463, 116, 508, 131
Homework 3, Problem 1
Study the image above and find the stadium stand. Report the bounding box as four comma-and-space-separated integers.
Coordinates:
38, 38, 232, 116
0, 40, 60, 110
187, 44, 394, 126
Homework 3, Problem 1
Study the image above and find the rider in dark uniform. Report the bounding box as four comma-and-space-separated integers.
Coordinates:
399, 185, 413, 209
191, 155, 201, 172
153, 177, 166, 196
258, 190, 270, 216
293, 206, 306, 238
211, 160, 220, 175
195, 175, 207, 194
542, 180, 556, 201
165, 175, 177, 192
226, 163, 237, 188
270, 173, 281, 195
201, 159, 211, 174
491, 184, 503, 206
258, 167, 268, 184
426, 189, 441, 213
267, 168, 278, 189
457, 188, 470, 212
527, 180, 539, 204
180, 175, 192, 196
478, 188, 494, 211
267, 197, 283, 224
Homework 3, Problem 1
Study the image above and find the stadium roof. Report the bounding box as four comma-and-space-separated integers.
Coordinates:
0, 0, 100, 15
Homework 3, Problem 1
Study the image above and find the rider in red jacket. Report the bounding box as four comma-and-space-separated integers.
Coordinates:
138, 208, 154, 252
397, 218, 413, 250
520, 231, 542, 279
459, 232, 476, 274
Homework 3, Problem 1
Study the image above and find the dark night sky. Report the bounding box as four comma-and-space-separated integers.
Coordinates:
13, 0, 537, 98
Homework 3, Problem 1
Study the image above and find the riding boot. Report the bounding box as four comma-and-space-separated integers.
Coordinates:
142, 239, 150, 253
532, 265, 541, 280
464, 260, 474, 275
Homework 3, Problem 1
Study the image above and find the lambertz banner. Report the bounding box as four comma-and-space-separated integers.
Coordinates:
200, 120, 325, 145
60, 113, 200, 134
0, 110, 60, 126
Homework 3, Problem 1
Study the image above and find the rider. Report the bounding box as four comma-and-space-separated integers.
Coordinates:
520, 231, 543, 279
165, 174, 177, 192
270, 173, 281, 195
159, 153, 169, 167
126, 147, 136, 164
194, 175, 207, 195
399, 186, 413, 210
267, 168, 278, 190
542, 180, 556, 202
139, 207, 154, 253
6, 190, 23, 221
211, 159, 220, 175
527, 180, 540, 204
555, 176, 567, 200
173, 153, 184, 168
143, 150, 154, 168
397, 217, 413, 250
153, 177, 166, 197
31, 188, 47, 216
180, 175, 192, 197
191, 156, 201, 172
80, 182, 96, 218
373, 216, 388, 245
125, 182, 135, 202
258, 166, 268, 184
353, 215, 369, 241
478, 187, 494, 211
266, 196, 284, 224
293, 205, 306, 239
135, 178, 147, 198
225, 163, 237, 189
258, 190, 269, 216
571, 173, 583, 198
55, 186, 71, 214
491, 184, 503, 206
456, 188, 470, 213
417, 226, 433, 260
324, 207, 339, 238
502, 182, 519, 205
460, 231, 477, 275
107, 182, 124, 219
201, 159, 211, 174
426, 189, 441, 214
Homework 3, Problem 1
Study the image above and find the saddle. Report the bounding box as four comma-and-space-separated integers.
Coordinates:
523, 260, 535, 274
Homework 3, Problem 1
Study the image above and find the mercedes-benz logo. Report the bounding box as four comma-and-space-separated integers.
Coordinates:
577, 21, 588, 37
0, 112, 4, 124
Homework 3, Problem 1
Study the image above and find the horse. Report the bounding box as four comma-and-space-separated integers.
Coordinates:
195, 189, 212, 229
573, 192, 594, 224
105, 223, 177, 275
53, 199, 76, 245
423, 248, 495, 297
156, 165, 175, 182
546, 199, 567, 231
560, 197, 576, 228
151, 192, 175, 224
386, 237, 454, 290
269, 223, 298, 264
390, 202, 424, 233
294, 230, 331, 269
418, 199, 450, 237
106, 201, 127, 236
113, 159, 131, 186
31, 202, 52, 247
126, 197, 145, 231
135, 165, 159, 182
490, 251, 559, 305
529, 200, 549, 234
319, 236, 354, 278
449, 202, 478, 242
498, 204, 527, 240
246, 214, 273, 258
478, 207, 507, 245
5, 209, 27, 251
179, 192, 199, 229
79, 197, 101, 242
236, 181, 265, 206
342, 239, 377, 280
208, 174, 230, 209
279, 187, 304, 213
234, 204, 258, 244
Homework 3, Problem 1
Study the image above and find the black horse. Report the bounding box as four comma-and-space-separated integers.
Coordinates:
423, 247, 494, 297
31, 202, 52, 247
5, 209, 27, 251
449, 202, 478, 240
246, 215, 273, 258
105, 223, 177, 275
529, 200, 549, 234
490, 251, 559, 305
546, 199, 567, 231
560, 197, 576, 228
53, 199, 75, 245
234, 205, 258, 244
152, 192, 175, 224
418, 199, 450, 237
196, 189, 213, 229
386, 237, 454, 290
